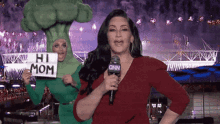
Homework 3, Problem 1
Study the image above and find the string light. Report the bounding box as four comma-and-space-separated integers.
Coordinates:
216, 19, 220, 25
0, 31, 5, 37
211, 20, 216, 25
166, 20, 172, 25
19, 43, 22, 52
178, 17, 183, 22
92, 24, 97, 30
36, 42, 39, 50
79, 27, 84, 32
188, 16, 193, 21
150, 18, 156, 24
199, 16, 204, 22
39, 43, 44, 48
207, 20, 212, 25
0, 14, 218, 54
136, 19, 141, 25
25, 32, 28, 37
8, 38, 11, 43
142, 40, 147, 45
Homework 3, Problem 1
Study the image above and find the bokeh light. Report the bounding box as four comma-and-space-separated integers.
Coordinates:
79, 27, 84, 32
199, 16, 204, 22
188, 16, 193, 21
150, 18, 156, 24
166, 20, 172, 25
178, 17, 183, 22
136, 19, 141, 25
92, 24, 97, 30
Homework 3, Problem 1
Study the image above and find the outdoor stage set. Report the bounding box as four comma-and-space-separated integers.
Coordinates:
0, 38, 219, 123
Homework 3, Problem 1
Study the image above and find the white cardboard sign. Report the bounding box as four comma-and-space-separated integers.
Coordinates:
26, 53, 58, 78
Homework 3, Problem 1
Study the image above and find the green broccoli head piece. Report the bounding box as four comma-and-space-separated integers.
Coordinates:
21, 0, 93, 77
21, 0, 92, 31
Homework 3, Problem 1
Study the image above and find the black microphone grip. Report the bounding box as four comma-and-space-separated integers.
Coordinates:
109, 89, 114, 105
109, 73, 118, 105
108, 55, 121, 105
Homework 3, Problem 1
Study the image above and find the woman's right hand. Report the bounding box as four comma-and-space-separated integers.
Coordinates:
22, 69, 32, 85
99, 75, 120, 95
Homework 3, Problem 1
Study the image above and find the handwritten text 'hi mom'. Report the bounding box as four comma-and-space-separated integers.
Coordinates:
27, 53, 58, 78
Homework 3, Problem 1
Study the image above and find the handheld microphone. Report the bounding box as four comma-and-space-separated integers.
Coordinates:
108, 55, 121, 105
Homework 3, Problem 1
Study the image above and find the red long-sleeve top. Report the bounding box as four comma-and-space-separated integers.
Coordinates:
73, 56, 190, 124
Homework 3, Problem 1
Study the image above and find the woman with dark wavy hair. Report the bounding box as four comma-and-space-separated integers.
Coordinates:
73, 9, 190, 124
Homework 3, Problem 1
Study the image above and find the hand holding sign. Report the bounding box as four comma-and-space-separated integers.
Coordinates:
22, 69, 32, 85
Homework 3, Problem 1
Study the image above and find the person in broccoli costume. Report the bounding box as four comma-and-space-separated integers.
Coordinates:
21, 0, 93, 123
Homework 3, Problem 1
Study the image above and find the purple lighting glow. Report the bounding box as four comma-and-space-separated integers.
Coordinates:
0, 0, 218, 64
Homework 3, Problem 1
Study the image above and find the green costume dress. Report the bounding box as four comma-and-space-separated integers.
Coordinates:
21, 0, 93, 123
25, 64, 92, 124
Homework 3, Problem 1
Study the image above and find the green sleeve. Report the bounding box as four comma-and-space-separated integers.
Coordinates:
71, 64, 82, 90
25, 79, 46, 105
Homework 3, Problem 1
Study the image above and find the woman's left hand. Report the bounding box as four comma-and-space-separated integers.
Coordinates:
62, 74, 77, 87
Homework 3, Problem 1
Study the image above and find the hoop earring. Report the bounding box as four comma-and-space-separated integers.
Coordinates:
130, 42, 134, 53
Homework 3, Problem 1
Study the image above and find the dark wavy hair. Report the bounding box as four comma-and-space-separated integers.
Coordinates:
79, 9, 143, 95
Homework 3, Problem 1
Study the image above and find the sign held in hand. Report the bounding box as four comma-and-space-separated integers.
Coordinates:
27, 53, 58, 78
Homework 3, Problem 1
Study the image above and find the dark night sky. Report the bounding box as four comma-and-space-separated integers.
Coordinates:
0, 0, 219, 51
84, 0, 220, 51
